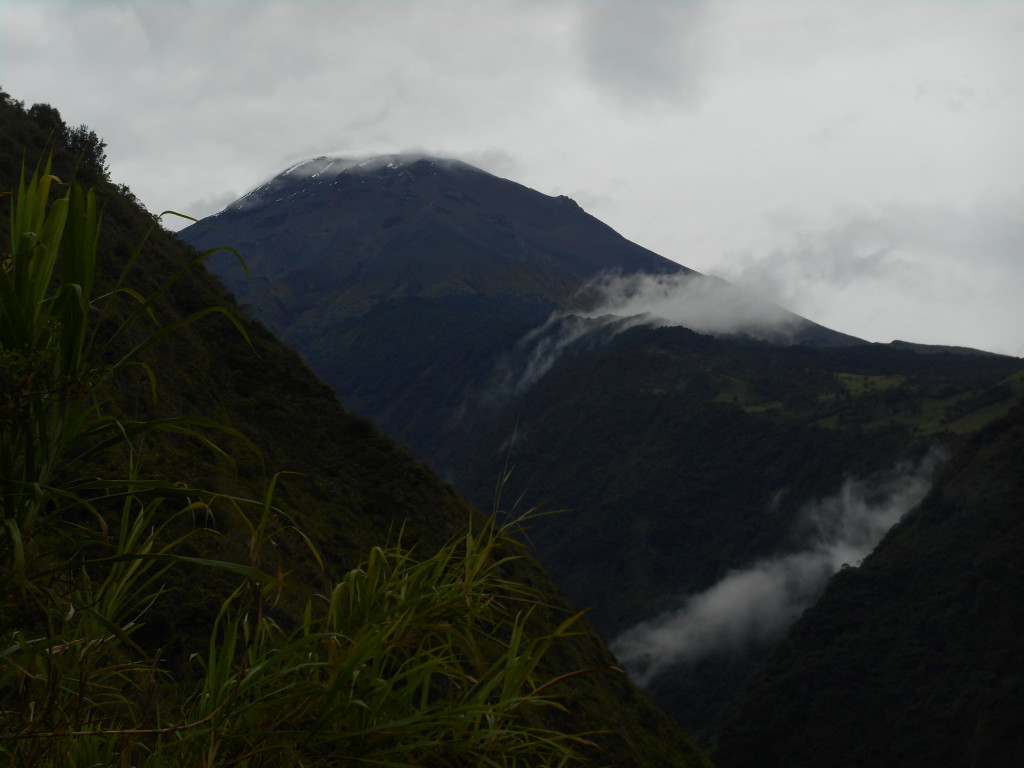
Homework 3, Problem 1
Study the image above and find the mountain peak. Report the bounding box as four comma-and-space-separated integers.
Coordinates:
184, 153, 866, 351
184, 152, 688, 318
225, 153, 488, 215
279, 153, 482, 179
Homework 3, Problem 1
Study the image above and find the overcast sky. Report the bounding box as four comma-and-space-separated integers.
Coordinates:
3, 0, 1022, 355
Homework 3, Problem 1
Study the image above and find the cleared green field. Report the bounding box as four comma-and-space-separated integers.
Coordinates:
835, 372, 907, 393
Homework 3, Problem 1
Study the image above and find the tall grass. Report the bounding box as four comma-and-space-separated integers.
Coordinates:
0, 162, 594, 766
0, 156, 247, 589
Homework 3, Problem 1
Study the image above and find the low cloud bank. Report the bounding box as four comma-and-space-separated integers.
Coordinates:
610, 451, 943, 686
581, 272, 804, 341
484, 271, 806, 402
715, 200, 1024, 356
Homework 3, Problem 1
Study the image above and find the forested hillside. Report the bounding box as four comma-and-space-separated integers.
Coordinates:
0, 88, 710, 767
711, 400, 1024, 767
450, 321, 1023, 736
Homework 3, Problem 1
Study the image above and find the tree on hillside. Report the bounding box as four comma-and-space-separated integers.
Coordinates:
66, 123, 108, 175
24, 101, 108, 177
27, 102, 68, 143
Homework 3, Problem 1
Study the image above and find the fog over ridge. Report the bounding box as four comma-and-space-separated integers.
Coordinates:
580, 271, 806, 340
610, 449, 945, 687
483, 269, 810, 403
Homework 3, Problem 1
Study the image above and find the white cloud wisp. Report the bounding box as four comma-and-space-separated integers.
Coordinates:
581, 272, 806, 340
485, 270, 812, 402
610, 451, 943, 686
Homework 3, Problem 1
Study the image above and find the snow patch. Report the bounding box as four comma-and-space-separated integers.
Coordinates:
225, 153, 485, 213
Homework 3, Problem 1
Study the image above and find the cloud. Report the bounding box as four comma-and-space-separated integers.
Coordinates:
2, 0, 584, 223
482, 314, 617, 404
178, 188, 242, 223
717, 199, 1024, 355
913, 78, 1003, 115
610, 451, 943, 686
480, 270, 807, 406
581, 271, 804, 340
716, 215, 905, 314
3, 0, 1022, 357
578, 0, 710, 107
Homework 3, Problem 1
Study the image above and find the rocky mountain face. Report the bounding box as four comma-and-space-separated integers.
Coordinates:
181, 153, 1024, 756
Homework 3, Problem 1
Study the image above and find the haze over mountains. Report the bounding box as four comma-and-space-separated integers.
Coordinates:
182, 153, 1024, 763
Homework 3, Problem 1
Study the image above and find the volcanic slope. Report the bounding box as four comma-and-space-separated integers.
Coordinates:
0, 93, 711, 768
183, 154, 1024, 738
181, 154, 858, 466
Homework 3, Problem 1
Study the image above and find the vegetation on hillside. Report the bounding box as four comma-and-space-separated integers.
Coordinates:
0, 89, 712, 767
446, 320, 1021, 732
0, 159, 606, 766
711, 399, 1024, 767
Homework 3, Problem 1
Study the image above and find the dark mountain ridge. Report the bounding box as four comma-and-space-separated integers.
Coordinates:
185, 153, 857, 342
182, 153, 862, 467
194, 154, 686, 319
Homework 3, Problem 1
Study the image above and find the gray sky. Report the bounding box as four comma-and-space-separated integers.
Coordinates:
3, 0, 1022, 355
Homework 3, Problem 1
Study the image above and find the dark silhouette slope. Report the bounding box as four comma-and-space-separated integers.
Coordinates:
712, 399, 1024, 768
450, 323, 1023, 736
187, 154, 687, 316
0, 90, 711, 768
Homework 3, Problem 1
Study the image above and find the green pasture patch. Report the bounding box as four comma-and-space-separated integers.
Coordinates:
713, 375, 761, 406
930, 397, 1020, 435
742, 400, 784, 413
835, 372, 907, 394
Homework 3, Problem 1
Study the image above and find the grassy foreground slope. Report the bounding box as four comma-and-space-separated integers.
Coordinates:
0, 91, 710, 767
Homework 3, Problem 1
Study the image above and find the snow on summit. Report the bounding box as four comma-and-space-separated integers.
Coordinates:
224, 153, 484, 213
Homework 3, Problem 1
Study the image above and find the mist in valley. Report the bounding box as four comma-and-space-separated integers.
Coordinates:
611, 451, 944, 686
